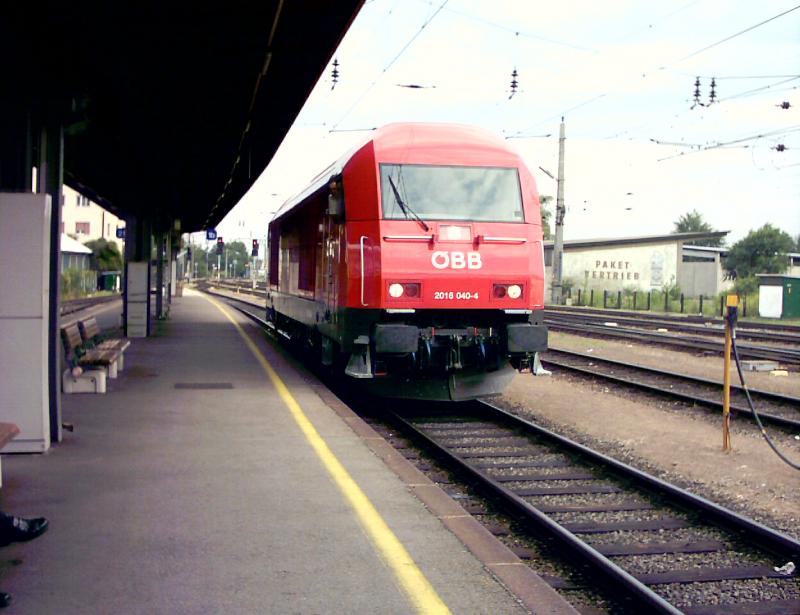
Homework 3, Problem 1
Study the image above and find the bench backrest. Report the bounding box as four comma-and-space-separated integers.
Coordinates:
78, 317, 101, 344
61, 323, 83, 354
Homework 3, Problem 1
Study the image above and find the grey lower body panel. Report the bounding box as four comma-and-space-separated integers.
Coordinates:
359, 364, 517, 402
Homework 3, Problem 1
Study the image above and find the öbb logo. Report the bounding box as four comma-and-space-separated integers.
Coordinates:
431, 251, 483, 270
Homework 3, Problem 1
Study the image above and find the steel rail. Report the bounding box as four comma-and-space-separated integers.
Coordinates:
388, 403, 800, 613
542, 348, 800, 431
60, 295, 119, 316
547, 305, 800, 335
390, 411, 683, 614
473, 400, 800, 561
545, 312, 800, 345
545, 320, 800, 365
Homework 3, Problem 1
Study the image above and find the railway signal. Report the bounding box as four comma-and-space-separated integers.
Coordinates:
251, 239, 259, 257
216, 237, 224, 255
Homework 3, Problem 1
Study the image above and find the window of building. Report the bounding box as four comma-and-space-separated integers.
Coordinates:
75, 222, 90, 235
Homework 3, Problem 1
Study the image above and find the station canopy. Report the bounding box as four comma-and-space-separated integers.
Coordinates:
2, 1, 363, 231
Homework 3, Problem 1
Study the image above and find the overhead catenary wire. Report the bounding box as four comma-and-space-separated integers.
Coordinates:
656, 125, 800, 161
513, 4, 800, 140
676, 4, 800, 63
328, 0, 449, 132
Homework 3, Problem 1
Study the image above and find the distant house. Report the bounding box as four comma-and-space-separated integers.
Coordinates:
788, 252, 800, 277
61, 185, 125, 252
60, 233, 92, 271
543, 231, 731, 298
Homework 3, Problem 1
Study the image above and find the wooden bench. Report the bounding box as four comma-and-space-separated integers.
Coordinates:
0, 423, 20, 487
60, 323, 121, 393
78, 317, 130, 371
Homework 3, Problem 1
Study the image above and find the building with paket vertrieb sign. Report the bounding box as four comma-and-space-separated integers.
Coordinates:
543, 231, 731, 299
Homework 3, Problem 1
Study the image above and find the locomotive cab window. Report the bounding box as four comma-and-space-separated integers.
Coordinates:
380, 163, 524, 223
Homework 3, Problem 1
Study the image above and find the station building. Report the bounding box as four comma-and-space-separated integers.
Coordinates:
543, 230, 732, 299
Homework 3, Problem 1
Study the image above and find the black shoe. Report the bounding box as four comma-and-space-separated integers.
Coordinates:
6, 517, 48, 544
0, 591, 11, 608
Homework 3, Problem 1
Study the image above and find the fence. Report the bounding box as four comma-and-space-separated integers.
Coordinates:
569, 288, 756, 317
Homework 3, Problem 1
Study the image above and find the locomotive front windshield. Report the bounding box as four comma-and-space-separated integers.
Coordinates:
380, 164, 524, 223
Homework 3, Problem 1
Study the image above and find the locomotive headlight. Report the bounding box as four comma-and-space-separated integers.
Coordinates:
389, 283, 405, 298
507, 284, 522, 299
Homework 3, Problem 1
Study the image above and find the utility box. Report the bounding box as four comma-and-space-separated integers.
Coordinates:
0, 193, 52, 452
757, 274, 800, 319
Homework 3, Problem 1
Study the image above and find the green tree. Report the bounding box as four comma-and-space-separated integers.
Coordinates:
672, 210, 724, 247
224, 240, 251, 277
725, 224, 794, 279
84, 238, 123, 271
540, 195, 553, 240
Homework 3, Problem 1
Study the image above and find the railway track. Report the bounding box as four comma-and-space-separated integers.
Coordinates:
547, 305, 800, 336
545, 311, 800, 346
210, 290, 800, 614
545, 318, 800, 367
61, 294, 119, 316
389, 402, 800, 614
542, 348, 800, 432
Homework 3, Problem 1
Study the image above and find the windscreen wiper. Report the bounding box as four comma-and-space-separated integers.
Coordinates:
388, 175, 430, 232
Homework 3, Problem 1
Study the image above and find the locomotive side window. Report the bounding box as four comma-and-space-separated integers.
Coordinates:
379, 164, 524, 223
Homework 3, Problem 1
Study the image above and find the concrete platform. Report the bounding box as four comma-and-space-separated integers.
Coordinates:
0, 291, 565, 614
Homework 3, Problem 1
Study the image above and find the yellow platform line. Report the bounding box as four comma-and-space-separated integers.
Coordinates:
205, 295, 451, 615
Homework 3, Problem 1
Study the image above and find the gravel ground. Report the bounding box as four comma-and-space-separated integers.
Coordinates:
611, 550, 772, 574
656, 577, 800, 608
548, 508, 684, 524
500, 331, 800, 539
582, 526, 732, 546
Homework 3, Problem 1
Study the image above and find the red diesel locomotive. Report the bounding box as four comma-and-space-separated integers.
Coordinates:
266, 123, 547, 400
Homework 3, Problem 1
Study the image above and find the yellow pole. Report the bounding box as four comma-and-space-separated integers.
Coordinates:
722, 295, 738, 452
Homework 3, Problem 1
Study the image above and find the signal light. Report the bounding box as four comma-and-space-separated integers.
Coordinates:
404, 283, 420, 297
493, 283, 523, 299
251, 239, 259, 257
216, 237, 224, 255
388, 282, 421, 299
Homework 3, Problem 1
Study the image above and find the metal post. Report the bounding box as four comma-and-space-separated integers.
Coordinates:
680, 293, 684, 313
155, 232, 164, 318
664, 291, 669, 313
590, 289, 594, 307
38, 118, 64, 443
722, 295, 738, 452
603, 290, 608, 308
617, 290, 622, 309
699, 295, 704, 315
647, 291, 651, 311
550, 118, 566, 304
633, 292, 638, 311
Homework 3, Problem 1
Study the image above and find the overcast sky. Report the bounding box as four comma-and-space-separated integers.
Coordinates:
214, 0, 799, 247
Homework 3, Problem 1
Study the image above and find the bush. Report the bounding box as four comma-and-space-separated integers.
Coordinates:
61, 268, 97, 300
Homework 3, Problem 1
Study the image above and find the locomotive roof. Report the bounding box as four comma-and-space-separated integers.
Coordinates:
271, 123, 523, 222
